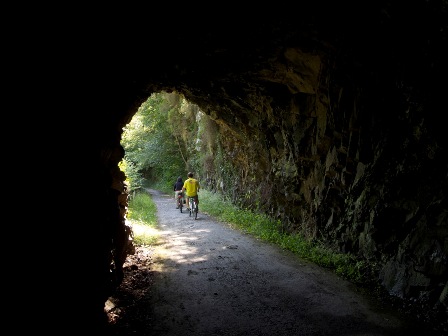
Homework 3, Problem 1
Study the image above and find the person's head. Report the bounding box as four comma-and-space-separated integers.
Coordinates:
177, 176, 182, 182
188, 172, 193, 178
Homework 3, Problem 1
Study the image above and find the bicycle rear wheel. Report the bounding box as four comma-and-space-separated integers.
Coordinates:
179, 198, 183, 213
191, 199, 198, 219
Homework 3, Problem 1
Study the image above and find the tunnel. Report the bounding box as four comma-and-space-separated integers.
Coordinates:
26, 3, 448, 333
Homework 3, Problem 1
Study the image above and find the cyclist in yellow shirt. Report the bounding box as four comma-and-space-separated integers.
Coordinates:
182, 172, 200, 210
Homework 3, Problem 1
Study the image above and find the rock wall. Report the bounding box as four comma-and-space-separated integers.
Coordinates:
186, 44, 447, 311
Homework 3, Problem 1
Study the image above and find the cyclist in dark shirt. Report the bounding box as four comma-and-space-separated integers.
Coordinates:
174, 176, 184, 208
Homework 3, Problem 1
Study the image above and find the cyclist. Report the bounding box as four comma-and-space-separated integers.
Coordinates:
173, 176, 184, 209
182, 172, 200, 211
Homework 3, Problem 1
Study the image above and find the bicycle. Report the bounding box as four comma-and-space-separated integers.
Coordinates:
188, 196, 198, 219
176, 191, 184, 213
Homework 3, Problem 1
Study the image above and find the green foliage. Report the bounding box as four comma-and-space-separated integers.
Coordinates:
120, 89, 231, 200
118, 159, 144, 192
120, 90, 370, 286
121, 92, 187, 191
127, 191, 159, 246
127, 191, 157, 224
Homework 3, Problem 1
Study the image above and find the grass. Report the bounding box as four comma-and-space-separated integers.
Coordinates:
126, 191, 159, 246
127, 188, 372, 286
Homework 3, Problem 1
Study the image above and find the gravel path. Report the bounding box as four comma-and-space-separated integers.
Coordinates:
141, 189, 430, 336
107, 189, 436, 335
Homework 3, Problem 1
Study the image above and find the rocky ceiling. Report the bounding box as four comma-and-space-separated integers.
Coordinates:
33, 2, 447, 333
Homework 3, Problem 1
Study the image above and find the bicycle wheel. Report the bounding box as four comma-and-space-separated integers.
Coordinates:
194, 202, 198, 219
179, 198, 183, 213
189, 199, 192, 217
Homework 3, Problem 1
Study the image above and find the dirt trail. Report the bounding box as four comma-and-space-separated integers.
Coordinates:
107, 189, 432, 336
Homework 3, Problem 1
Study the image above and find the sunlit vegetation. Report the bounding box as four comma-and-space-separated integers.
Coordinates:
126, 191, 159, 246
121, 93, 188, 192
122, 91, 375, 288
